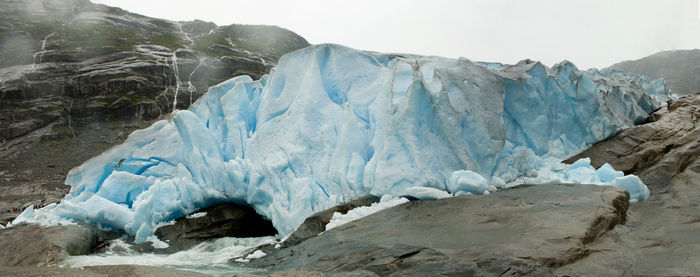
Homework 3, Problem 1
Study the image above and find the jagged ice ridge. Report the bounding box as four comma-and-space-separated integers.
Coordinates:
14, 44, 668, 242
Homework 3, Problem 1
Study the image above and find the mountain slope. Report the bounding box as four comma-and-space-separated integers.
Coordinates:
0, 0, 309, 217
610, 49, 700, 95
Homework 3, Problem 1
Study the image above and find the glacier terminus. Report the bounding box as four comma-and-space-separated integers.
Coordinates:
13, 44, 670, 243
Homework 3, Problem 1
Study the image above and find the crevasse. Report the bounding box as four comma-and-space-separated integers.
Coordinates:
15, 44, 667, 242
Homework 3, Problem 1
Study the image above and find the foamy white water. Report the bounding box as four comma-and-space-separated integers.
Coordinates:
63, 236, 277, 277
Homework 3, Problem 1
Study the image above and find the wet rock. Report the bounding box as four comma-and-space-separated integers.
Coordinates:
248, 184, 628, 276
0, 224, 98, 266
0, 265, 211, 277
154, 202, 277, 252
83, 265, 212, 277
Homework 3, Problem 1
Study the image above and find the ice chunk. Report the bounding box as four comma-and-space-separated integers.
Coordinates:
146, 235, 169, 249
246, 250, 267, 259
19, 44, 668, 242
448, 170, 490, 195
611, 175, 650, 202
597, 163, 624, 183
401, 187, 452, 200
12, 205, 34, 225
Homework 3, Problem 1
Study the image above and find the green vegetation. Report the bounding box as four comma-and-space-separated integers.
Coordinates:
149, 33, 183, 50
192, 33, 230, 56
59, 23, 143, 51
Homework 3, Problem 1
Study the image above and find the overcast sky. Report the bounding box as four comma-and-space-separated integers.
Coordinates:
92, 0, 700, 69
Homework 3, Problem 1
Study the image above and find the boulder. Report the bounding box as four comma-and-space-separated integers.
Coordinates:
248, 184, 629, 276
0, 224, 98, 266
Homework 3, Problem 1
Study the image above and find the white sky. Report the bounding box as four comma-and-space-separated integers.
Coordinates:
92, 0, 700, 69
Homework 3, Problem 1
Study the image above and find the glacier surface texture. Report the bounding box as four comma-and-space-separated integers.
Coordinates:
16, 44, 668, 242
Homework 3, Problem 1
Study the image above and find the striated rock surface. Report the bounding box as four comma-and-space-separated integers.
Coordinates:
558, 94, 700, 276
611, 49, 700, 95
0, 0, 308, 211
154, 202, 277, 252
247, 184, 629, 276
0, 224, 98, 266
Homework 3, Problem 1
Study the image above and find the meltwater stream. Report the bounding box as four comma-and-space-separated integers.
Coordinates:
63, 236, 276, 277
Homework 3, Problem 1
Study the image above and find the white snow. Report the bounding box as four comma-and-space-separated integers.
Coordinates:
186, 212, 207, 219
14, 44, 668, 242
245, 250, 267, 259
325, 195, 409, 231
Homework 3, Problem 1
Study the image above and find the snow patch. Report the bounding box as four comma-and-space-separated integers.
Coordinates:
186, 212, 207, 219
325, 195, 409, 231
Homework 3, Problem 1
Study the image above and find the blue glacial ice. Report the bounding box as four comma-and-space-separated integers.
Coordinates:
15, 44, 667, 242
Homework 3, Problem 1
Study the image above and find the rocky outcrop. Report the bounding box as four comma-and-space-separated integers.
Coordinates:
565, 94, 700, 193
557, 94, 700, 276
281, 196, 379, 248
611, 49, 700, 95
0, 224, 98, 266
247, 184, 629, 276
0, 0, 309, 211
154, 202, 277, 252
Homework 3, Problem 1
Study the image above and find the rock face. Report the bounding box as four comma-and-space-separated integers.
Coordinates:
0, 224, 98, 266
0, 0, 309, 211
248, 184, 629, 276
565, 94, 700, 193
559, 94, 700, 275
154, 202, 277, 252
281, 196, 379, 248
611, 49, 700, 95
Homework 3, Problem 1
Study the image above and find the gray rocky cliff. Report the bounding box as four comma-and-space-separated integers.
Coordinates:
611, 49, 700, 95
0, 0, 309, 214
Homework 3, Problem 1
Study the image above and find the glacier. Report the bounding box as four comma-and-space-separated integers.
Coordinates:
14, 44, 667, 242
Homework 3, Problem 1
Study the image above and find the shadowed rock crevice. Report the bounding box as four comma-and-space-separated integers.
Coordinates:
155, 202, 277, 252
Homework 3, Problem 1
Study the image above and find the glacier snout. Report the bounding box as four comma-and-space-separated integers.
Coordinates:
16, 44, 667, 242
